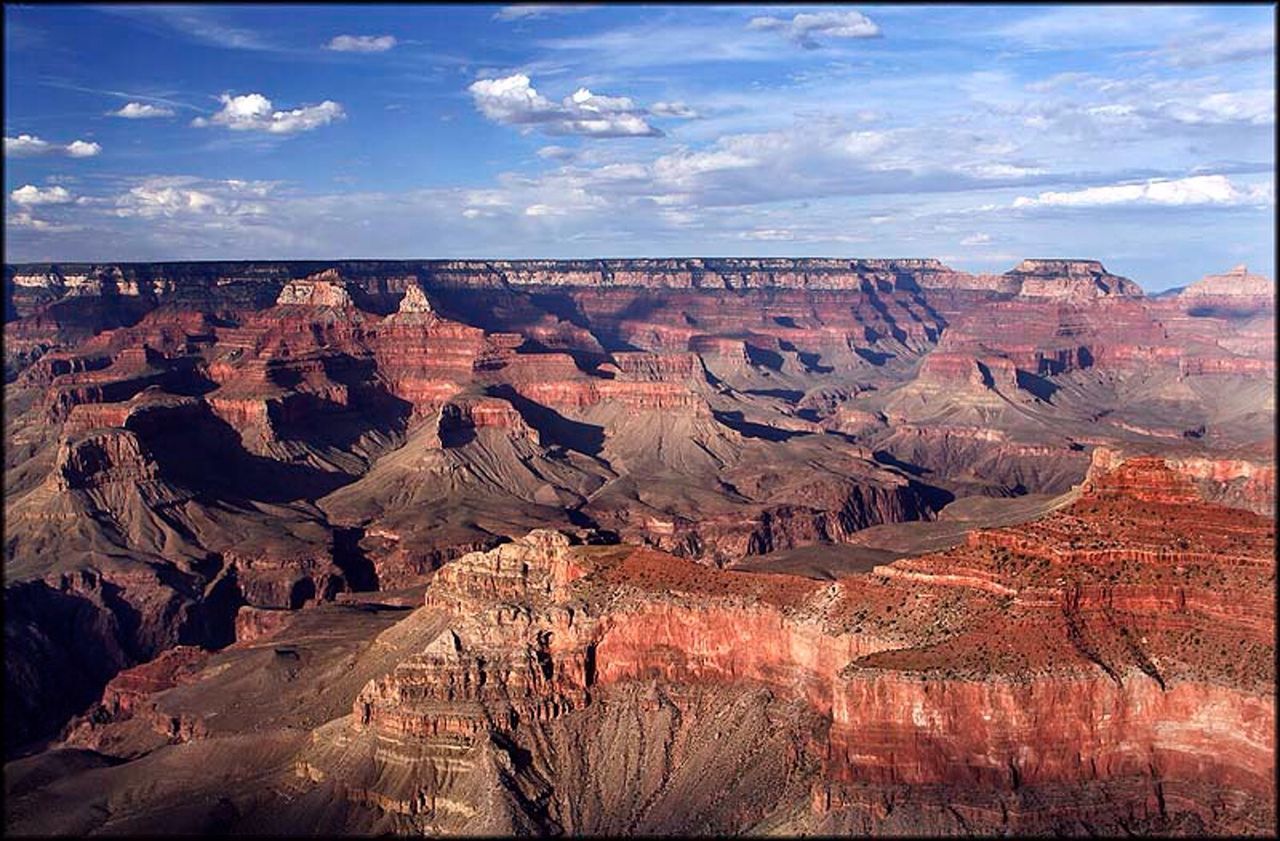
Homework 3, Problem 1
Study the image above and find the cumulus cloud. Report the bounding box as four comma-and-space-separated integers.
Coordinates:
1013, 175, 1273, 209
113, 176, 275, 218
9, 185, 73, 206
193, 92, 345, 134
6, 186, 79, 231
747, 10, 881, 49
493, 5, 597, 22
66, 140, 102, 158
961, 232, 992, 245
110, 102, 176, 119
4, 134, 52, 156
5, 134, 101, 158
325, 34, 396, 52
468, 74, 664, 137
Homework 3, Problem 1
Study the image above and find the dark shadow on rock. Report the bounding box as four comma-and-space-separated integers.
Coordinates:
529, 291, 593, 330
744, 388, 804, 403
332, 527, 380, 592
863, 291, 909, 342
1015, 369, 1060, 402
3, 582, 128, 756
488, 385, 606, 457
132, 402, 357, 503
911, 481, 956, 513
797, 351, 834, 373
872, 449, 930, 477
713, 410, 807, 442
745, 345, 784, 371
855, 347, 895, 366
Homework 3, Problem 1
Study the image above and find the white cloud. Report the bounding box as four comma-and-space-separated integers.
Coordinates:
468, 74, 662, 137
9, 185, 73, 206
494, 5, 597, 22
961, 232, 992, 245
110, 102, 176, 119
748, 10, 881, 49
961, 162, 1047, 179
5, 134, 101, 158
4, 134, 52, 156
7, 211, 58, 231
469, 74, 557, 122
1006, 75, 1274, 150
66, 140, 102, 158
113, 176, 275, 218
195, 92, 345, 134
1013, 175, 1273, 209
650, 147, 756, 187
325, 34, 396, 53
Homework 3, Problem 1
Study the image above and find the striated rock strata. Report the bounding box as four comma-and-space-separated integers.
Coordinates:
286, 456, 1273, 835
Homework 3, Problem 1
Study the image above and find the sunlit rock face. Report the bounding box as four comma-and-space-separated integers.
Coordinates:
275, 271, 357, 308
3, 258, 1273, 835
289, 456, 1272, 835
1006, 259, 1145, 300
1182, 264, 1271, 299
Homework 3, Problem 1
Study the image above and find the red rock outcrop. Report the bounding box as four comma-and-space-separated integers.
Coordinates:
294, 454, 1273, 834
1087, 446, 1275, 515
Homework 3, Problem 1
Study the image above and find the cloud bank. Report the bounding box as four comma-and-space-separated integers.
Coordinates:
1013, 175, 1273, 208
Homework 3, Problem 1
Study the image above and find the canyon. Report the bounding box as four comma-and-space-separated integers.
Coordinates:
3, 257, 1274, 835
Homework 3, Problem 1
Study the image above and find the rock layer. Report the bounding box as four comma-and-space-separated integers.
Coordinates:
3, 255, 1273, 808
282, 456, 1273, 835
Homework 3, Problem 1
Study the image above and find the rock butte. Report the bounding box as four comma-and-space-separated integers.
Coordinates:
3, 257, 1274, 836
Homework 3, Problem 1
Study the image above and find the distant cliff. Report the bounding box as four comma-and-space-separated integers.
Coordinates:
4, 258, 1144, 321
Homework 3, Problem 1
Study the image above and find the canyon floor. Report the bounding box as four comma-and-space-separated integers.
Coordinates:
3, 258, 1275, 835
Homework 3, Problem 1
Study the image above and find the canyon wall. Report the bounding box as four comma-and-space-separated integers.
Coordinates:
4, 256, 1272, 766
287, 455, 1273, 835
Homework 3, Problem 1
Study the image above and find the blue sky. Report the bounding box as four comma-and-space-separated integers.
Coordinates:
4, 3, 1274, 290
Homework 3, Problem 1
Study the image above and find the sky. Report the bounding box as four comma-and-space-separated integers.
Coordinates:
3, 3, 1275, 290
